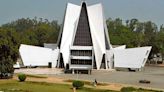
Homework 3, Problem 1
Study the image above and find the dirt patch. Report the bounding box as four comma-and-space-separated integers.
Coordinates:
96, 83, 123, 91
14, 75, 163, 91
13, 75, 123, 91
13, 76, 65, 84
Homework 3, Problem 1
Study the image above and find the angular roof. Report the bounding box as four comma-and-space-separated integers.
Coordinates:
59, 2, 110, 69
18, 2, 152, 70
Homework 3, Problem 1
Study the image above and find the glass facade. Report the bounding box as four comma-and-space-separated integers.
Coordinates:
73, 3, 92, 46
71, 50, 92, 56
71, 59, 92, 65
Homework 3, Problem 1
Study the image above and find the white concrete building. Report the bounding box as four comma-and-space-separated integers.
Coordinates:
19, 2, 152, 72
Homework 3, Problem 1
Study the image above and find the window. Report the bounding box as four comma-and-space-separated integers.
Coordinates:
71, 50, 92, 56
71, 59, 92, 65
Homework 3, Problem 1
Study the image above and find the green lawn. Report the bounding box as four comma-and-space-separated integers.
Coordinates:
0, 80, 116, 92
0, 80, 162, 92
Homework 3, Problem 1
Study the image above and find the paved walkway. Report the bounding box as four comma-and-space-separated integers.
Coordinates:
15, 68, 63, 75
15, 66, 164, 90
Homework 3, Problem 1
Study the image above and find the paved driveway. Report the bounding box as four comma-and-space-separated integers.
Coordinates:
15, 66, 164, 90
53, 66, 164, 89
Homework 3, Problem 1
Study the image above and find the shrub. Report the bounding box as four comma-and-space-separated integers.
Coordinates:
18, 73, 26, 82
72, 80, 84, 89
121, 87, 136, 92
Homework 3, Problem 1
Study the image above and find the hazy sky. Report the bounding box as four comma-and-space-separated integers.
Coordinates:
0, 0, 164, 27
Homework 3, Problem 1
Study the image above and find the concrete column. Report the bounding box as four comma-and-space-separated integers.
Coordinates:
72, 69, 75, 74
88, 70, 91, 75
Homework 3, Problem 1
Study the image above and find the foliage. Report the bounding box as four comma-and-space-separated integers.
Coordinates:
18, 73, 26, 82
0, 80, 118, 92
0, 57, 14, 79
0, 80, 162, 92
1, 17, 60, 46
0, 29, 19, 79
0, 18, 60, 79
121, 87, 163, 92
72, 80, 84, 89
0, 17, 164, 75
65, 79, 108, 86
121, 87, 136, 92
107, 18, 164, 58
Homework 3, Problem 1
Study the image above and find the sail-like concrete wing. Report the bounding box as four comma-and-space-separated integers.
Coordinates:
60, 2, 108, 69
60, 3, 81, 66
19, 44, 59, 67
87, 4, 106, 69
19, 1, 152, 71
114, 45, 126, 50
114, 47, 152, 68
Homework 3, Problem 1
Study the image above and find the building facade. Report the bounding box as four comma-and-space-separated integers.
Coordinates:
19, 1, 152, 72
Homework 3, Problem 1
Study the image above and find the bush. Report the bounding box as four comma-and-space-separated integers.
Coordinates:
72, 80, 84, 89
121, 87, 136, 92
18, 73, 26, 82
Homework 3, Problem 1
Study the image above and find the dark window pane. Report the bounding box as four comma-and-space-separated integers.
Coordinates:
73, 3, 92, 46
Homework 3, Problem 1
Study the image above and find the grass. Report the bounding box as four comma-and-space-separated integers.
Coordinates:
15, 74, 48, 78
0, 80, 163, 92
25, 74, 47, 78
64, 79, 108, 86
120, 87, 163, 92
0, 80, 117, 92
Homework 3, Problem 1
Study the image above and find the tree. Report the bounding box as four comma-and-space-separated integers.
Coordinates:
157, 26, 164, 59
0, 18, 61, 78
0, 28, 19, 78
143, 21, 158, 55
129, 18, 138, 31
107, 18, 137, 48
107, 18, 164, 59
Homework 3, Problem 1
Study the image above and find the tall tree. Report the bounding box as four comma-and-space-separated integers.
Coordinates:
0, 28, 19, 78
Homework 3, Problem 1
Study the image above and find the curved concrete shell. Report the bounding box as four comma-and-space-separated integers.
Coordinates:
19, 1, 152, 71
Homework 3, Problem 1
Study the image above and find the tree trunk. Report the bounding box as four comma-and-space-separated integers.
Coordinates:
73, 87, 76, 92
